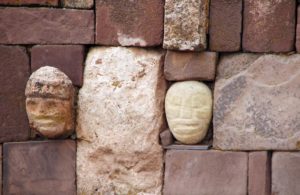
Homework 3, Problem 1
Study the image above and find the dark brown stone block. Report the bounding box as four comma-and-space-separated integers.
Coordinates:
248, 152, 271, 195
164, 51, 217, 81
96, 0, 163, 46
0, 0, 58, 6
0, 46, 30, 143
3, 140, 76, 195
209, 0, 242, 52
31, 45, 85, 86
0, 8, 94, 44
272, 152, 300, 195
243, 0, 295, 52
164, 150, 248, 195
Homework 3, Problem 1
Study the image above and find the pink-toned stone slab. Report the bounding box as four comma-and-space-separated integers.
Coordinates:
0, 0, 58, 6
248, 152, 271, 195
96, 0, 163, 46
243, 0, 295, 52
31, 45, 84, 86
0, 8, 94, 44
0, 46, 30, 143
214, 53, 300, 150
272, 152, 300, 195
3, 140, 76, 195
209, 0, 242, 52
164, 150, 248, 195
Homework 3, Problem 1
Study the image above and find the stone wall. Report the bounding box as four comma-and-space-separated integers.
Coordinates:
0, 0, 299, 195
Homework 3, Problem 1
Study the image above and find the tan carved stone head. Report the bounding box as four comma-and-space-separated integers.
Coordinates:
165, 81, 212, 144
25, 66, 75, 138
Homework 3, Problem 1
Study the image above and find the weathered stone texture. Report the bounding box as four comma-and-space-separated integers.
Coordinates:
164, 51, 217, 81
0, 8, 94, 44
214, 53, 300, 150
209, 0, 242, 51
96, 0, 163, 46
165, 81, 212, 144
0, 46, 29, 143
164, 150, 248, 195
0, 0, 58, 6
77, 47, 166, 194
272, 152, 300, 195
243, 0, 295, 52
160, 129, 174, 147
31, 45, 84, 86
163, 0, 209, 51
3, 140, 76, 195
295, 6, 300, 53
248, 152, 271, 195
61, 0, 93, 8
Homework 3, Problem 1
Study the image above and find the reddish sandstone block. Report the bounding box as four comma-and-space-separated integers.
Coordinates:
243, 0, 295, 52
209, 0, 242, 52
295, 6, 300, 53
0, 8, 94, 44
0, 46, 30, 143
248, 152, 271, 195
164, 150, 248, 195
96, 0, 163, 46
3, 140, 76, 195
0, 0, 58, 6
272, 152, 300, 195
164, 51, 217, 81
31, 45, 85, 86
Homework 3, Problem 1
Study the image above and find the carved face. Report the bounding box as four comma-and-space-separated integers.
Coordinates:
26, 97, 74, 138
165, 81, 212, 144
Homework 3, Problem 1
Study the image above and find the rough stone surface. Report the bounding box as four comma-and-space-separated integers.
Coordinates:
164, 51, 217, 81
0, 145, 2, 195
163, 0, 209, 51
160, 129, 174, 146
0, 0, 58, 6
209, 0, 242, 52
164, 150, 248, 195
243, 0, 295, 52
25, 66, 75, 139
61, 0, 93, 8
77, 47, 166, 194
3, 140, 76, 195
272, 152, 300, 195
0, 46, 30, 143
96, 0, 163, 46
165, 81, 212, 144
214, 53, 300, 150
31, 45, 84, 86
249, 152, 271, 195
295, 6, 300, 53
0, 8, 94, 44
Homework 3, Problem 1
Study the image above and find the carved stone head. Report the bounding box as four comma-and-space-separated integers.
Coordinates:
165, 81, 212, 144
25, 66, 75, 138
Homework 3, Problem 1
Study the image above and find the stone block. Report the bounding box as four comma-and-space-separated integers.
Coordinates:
96, 0, 163, 46
61, 0, 93, 8
0, 46, 30, 143
160, 129, 174, 146
243, 0, 295, 52
248, 152, 271, 195
163, 150, 248, 195
272, 152, 300, 195
214, 53, 300, 150
163, 0, 209, 51
295, 6, 300, 53
31, 45, 84, 86
0, 0, 58, 6
3, 140, 76, 195
0, 8, 94, 44
209, 0, 242, 52
77, 47, 166, 194
164, 51, 217, 81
